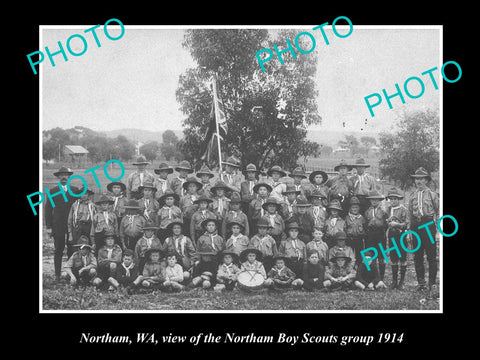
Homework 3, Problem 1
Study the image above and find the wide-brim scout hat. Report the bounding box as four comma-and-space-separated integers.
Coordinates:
239, 248, 263, 262
210, 180, 231, 194
200, 218, 218, 230
410, 167, 431, 182
267, 165, 287, 178
154, 162, 174, 175
193, 194, 213, 205
334, 159, 353, 172
222, 156, 241, 168
182, 177, 203, 191
132, 155, 149, 166
145, 248, 162, 259
229, 192, 243, 204
366, 190, 384, 200
123, 249, 135, 258
243, 163, 261, 176
286, 221, 301, 231
175, 160, 194, 173
197, 251, 217, 265
104, 229, 117, 239
158, 189, 180, 204
387, 187, 404, 199
77, 185, 95, 196
349, 196, 361, 205
166, 220, 184, 232
219, 249, 239, 262
295, 195, 311, 207
95, 194, 114, 205
261, 197, 282, 211
334, 231, 348, 241
256, 217, 273, 229
123, 199, 141, 209
53, 166, 73, 177
330, 250, 351, 262
309, 170, 328, 184
253, 182, 272, 194
227, 220, 245, 232
196, 164, 215, 178
138, 181, 157, 193
106, 181, 126, 193
290, 166, 307, 179
353, 158, 370, 168
143, 221, 159, 231
282, 184, 301, 196
326, 200, 343, 211
308, 188, 328, 200
74, 235, 92, 250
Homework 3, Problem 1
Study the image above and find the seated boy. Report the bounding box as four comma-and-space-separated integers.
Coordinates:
96, 231, 123, 290
140, 248, 166, 290
355, 250, 387, 291
161, 252, 185, 292
278, 222, 306, 282
61, 236, 97, 286
134, 221, 165, 274
327, 231, 356, 268
214, 250, 241, 292
239, 248, 267, 291
323, 251, 356, 291
306, 228, 328, 266
264, 254, 298, 290
225, 221, 250, 256
108, 249, 143, 294
302, 250, 326, 292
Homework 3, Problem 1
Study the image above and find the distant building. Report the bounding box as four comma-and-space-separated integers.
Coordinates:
333, 147, 351, 158
64, 145, 89, 165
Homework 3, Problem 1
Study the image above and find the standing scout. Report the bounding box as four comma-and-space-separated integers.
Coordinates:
67, 186, 95, 257
164, 220, 197, 281
221, 156, 242, 193
119, 199, 146, 251
249, 217, 278, 273
190, 194, 216, 245
290, 195, 314, 244
324, 199, 346, 248
261, 197, 285, 246
45, 166, 79, 281
61, 236, 97, 286
224, 221, 250, 256
408, 167, 439, 292
326, 159, 353, 212
107, 181, 127, 224
209, 181, 231, 232
306, 169, 329, 201
280, 184, 300, 222
138, 181, 160, 224
351, 158, 377, 214
240, 163, 259, 216
180, 176, 203, 234
157, 189, 183, 243
279, 221, 307, 283
222, 192, 250, 239
307, 188, 328, 230
249, 182, 272, 233
171, 160, 194, 196
90, 195, 118, 254
126, 155, 155, 200
345, 196, 366, 266
153, 163, 173, 201
290, 167, 310, 197
365, 190, 388, 281
135, 221, 164, 274
266, 165, 288, 202
385, 187, 409, 290
196, 164, 215, 198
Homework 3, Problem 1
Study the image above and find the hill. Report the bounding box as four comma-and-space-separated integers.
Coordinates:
103, 128, 183, 143
306, 129, 379, 147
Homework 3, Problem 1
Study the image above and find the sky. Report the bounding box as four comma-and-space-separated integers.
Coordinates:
41, 25, 441, 134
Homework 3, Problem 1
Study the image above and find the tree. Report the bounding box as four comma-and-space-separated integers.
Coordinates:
140, 141, 161, 162
114, 135, 135, 162
42, 127, 70, 161
162, 130, 179, 146
378, 109, 439, 189
176, 29, 322, 170
360, 135, 377, 156
344, 135, 360, 156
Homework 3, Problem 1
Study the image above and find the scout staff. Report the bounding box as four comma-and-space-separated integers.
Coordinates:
153, 163, 174, 201
408, 167, 439, 292
171, 160, 194, 196
196, 164, 215, 198
126, 155, 155, 200
107, 181, 127, 222
351, 158, 377, 214
221, 156, 242, 193
45, 166, 79, 281
67, 186, 95, 257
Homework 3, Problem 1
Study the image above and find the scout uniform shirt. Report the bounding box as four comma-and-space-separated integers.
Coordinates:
210, 196, 230, 221
279, 238, 307, 261
306, 240, 329, 264
138, 197, 160, 223
240, 260, 267, 278
190, 208, 217, 241
225, 234, 250, 256
365, 205, 388, 230
158, 205, 183, 230
64, 250, 97, 272
97, 244, 123, 266
386, 203, 409, 230
267, 265, 296, 283
326, 262, 356, 281
261, 213, 285, 237
345, 212, 366, 238
170, 176, 188, 197
197, 231, 225, 255
111, 194, 127, 219
91, 210, 118, 239
280, 198, 297, 221
198, 181, 213, 198
142, 261, 166, 284
240, 179, 258, 204
292, 181, 310, 197
68, 199, 95, 234
266, 179, 286, 202
115, 262, 139, 285
217, 263, 241, 282
325, 216, 346, 238
180, 193, 200, 220
221, 171, 242, 193
154, 177, 172, 201
326, 174, 353, 200
119, 214, 146, 242
249, 196, 268, 222
127, 170, 155, 198
222, 210, 250, 237
164, 235, 197, 269
135, 235, 165, 261
409, 187, 439, 222
305, 184, 329, 200
249, 234, 278, 258
352, 172, 376, 196
327, 246, 356, 267
308, 204, 327, 229
165, 264, 184, 283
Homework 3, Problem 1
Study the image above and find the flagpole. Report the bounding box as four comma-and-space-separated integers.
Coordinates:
212, 73, 223, 175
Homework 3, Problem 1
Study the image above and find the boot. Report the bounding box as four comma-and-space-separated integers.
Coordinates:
398, 265, 407, 290
379, 262, 386, 281
391, 265, 398, 289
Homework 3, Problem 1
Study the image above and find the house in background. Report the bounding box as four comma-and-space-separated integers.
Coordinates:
64, 145, 89, 166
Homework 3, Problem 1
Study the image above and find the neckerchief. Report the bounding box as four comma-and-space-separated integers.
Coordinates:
417, 190, 424, 216
106, 247, 113, 259
330, 217, 338, 227
349, 212, 361, 221
143, 235, 154, 249
268, 214, 276, 227
126, 214, 136, 226
229, 234, 241, 248
174, 235, 185, 256
162, 205, 172, 219
249, 181, 255, 195
122, 262, 135, 277
313, 206, 320, 220
217, 198, 224, 214
158, 178, 168, 192
390, 205, 401, 218
272, 265, 285, 274
103, 211, 110, 226
223, 263, 233, 275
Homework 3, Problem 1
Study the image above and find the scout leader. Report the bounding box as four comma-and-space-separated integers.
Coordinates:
351, 158, 377, 215
126, 155, 155, 200
67, 186, 95, 257
408, 167, 439, 292
107, 181, 127, 223
153, 163, 174, 201
326, 159, 353, 212
45, 166, 79, 281
221, 156, 243, 193
171, 160, 194, 196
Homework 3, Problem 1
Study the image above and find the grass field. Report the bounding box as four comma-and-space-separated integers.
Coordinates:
41, 161, 440, 311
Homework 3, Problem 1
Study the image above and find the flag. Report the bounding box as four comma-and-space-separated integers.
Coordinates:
200, 75, 228, 162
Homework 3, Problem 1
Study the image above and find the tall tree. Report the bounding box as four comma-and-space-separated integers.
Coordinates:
379, 109, 439, 189
176, 29, 321, 170
140, 141, 161, 162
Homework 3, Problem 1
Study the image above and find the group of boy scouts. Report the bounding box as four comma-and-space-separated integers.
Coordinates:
45, 154, 439, 296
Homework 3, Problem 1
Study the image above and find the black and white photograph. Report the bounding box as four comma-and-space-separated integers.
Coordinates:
38, 24, 446, 312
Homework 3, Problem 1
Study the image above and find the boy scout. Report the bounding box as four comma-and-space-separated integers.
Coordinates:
126, 155, 155, 200
153, 163, 174, 201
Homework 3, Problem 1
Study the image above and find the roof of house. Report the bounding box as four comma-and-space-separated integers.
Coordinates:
64, 145, 89, 154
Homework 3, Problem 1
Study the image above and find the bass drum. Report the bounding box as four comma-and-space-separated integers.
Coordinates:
237, 270, 265, 292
